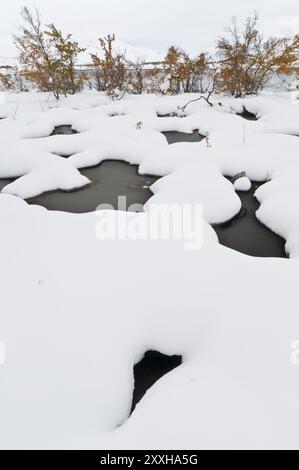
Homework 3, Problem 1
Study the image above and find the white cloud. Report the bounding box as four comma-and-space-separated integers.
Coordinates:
0, 0, 297, 61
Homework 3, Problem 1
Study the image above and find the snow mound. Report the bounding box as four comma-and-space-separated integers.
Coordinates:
234, 176, 252, 191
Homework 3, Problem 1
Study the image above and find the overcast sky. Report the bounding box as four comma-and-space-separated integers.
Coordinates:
0, 0, 298, 58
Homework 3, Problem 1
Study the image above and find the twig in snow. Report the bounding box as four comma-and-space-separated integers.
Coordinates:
205, 133, 212, 147
178, 90, 214, 114
177, 75, 217, 114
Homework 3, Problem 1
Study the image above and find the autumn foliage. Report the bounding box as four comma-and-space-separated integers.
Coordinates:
14, 7, 86, 99
0, 67, 14, 91
216, 13, 299, 97
91, 34, 128, 98
7, 8, 299, 98
163, 47, 212, 94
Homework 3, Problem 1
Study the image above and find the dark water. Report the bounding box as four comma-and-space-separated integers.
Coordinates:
158, 109, 258, 122
213, 180, 286, 258
19, 128, 203, 213
50, 125, 77, 136
0, 127, 286, 260
237, 108, 258, 121
0, 177, 14, 192
131, 351, 182, 414
27, 160, 159, 213
22, 124, 159, 213
157, 113, 177, 118
163, 130, 205, 144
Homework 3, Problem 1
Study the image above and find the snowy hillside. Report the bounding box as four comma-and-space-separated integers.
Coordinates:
0, 37, 18, 68
79, 38, 164, 64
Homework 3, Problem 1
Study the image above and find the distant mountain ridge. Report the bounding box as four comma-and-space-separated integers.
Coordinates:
79, 38, 164, 64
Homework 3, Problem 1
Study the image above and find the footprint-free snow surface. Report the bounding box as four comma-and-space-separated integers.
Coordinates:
1, 91, 299, 450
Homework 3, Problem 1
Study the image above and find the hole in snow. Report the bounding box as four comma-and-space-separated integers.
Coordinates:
157, 113, 177, 118
237, 107, 258, 121
213, 180, 287, 258
162, 130, 205, 145
108, 113, 126, 117
26, 160, 159, 213
131, 351, 182, 414
50, 125, 78, 136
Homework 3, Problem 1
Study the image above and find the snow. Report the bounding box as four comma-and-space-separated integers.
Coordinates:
234, 176, 251, 191
80, 39, 164, 65
0, 90, 299, 449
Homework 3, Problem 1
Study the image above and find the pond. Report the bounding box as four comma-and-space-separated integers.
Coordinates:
0, 127, 286, 259
50, 125, 77, 136
213, 180, 286, 258
237, 108, 258, 121
163, 130, 205, 144
26, 160, 159, 213
9, 127, 203, 213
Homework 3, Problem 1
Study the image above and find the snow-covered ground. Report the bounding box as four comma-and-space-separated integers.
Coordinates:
0, 90, 299, 449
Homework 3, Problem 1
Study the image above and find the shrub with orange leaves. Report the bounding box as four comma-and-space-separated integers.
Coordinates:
14, 7, 86, 99
163, 46, 212, 94
216, 13, 299, 97
91, 34, 129, 98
